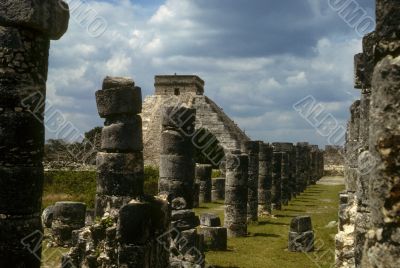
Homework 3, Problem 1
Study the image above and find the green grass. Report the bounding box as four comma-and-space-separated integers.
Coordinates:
42, 166, 160, 209
194, 183, 344, 268
42, 171, 343, 268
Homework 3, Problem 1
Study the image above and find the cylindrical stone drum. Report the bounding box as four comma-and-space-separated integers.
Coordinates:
224, 151, 248, 237
271, 152, 282, 211
196, 164, 213, 203
212, 178, 225, 201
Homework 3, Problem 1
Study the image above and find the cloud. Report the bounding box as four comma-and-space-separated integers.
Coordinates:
46, 0, 374, 147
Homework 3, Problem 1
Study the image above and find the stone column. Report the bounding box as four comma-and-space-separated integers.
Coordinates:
196, 164, 213, 203
64, 77, 170, 268
363, 1, 400, 266
95, 77, 144, 217
272, 152, 282, 211
296, 142, 311, 193
159, 106, 204, 267
309, 145, 319, 185
272, 143, 295, 205
0, 2, 69, 266
159, 106, 196, 209
344, 100, 361, 193
242, 141, 259, 222
224, 150, 248, 237
258, 142, 273, 215
353, 32, 375, 268
211, 178, 225, 201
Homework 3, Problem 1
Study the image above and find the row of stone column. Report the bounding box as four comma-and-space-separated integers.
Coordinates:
0, 1, 70, 267
336, 1, 400, 267
223, 141, 324, 238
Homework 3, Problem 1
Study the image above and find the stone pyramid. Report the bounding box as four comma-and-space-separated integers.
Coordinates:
141, 75, 250, 166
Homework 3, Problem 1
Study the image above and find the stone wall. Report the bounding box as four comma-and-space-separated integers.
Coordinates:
336, 2, 400, 267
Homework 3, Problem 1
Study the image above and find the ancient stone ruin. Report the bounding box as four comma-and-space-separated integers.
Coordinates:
196, 164, 213, 204
159, 105, 205, 268
63, 77, 170, 268
335, 1, 400, 267
224, 150, 249, 237
141, 75, 250, 166
242, 141, 260, 223
211, 177, 225, 201
0, 1, 69, 266
288, 216, 314, 252
199, 213, 227, 251
2, 1, 399, 268
258, 142, 273, 215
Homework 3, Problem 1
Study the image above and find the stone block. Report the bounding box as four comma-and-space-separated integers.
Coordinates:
0, 111, 44, 166
159, 155, 195, 179
95, 194, 132, 217
199, 226, 227, 251
224, 186, 248, 205
41, 205, 54, 228
0, 0, 70, 39
96, 171, 144, 197
161, 130, 193, 156
101, 118, 143, 152
102, 76, 135, 90
96, 152, 144, 174
211, 178, 225, 201
118, 202, 152, 245
0, 166, 43, 215
171, 215, 200, 232
288, 231, 314, 252
290, 216, 313, 233
53, 202, 86, 226
95, 86, 141, 117
200, 213, 221, 227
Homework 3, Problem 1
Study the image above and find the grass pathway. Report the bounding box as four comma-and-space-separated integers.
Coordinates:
194, 177, 344, 268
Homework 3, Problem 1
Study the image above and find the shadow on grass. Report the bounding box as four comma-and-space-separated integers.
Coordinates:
274, 214, 294, 218
258, 221, 289, 226
284, 209, 305, 212
251, 233, 281, 238
210, 265, 240, 268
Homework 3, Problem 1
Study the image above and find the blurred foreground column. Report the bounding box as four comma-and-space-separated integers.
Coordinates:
0, 1, 69, 266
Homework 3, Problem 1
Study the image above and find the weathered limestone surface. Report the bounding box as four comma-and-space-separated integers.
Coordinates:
258, 142, 273, 215
0, 1, 69, 266
159, 105, 205, 267
272, 142, 296, 205
212, 177, 225, 201
199, 213, 227, 251
353, 32, 375, 268
95, 77, 144, 217
51, 202, 86, 247
196, 164, 213, 203
288, 216, 314, 252
295, 142, 311, 193
224, 150, 248, 237
362, 1, 400, 266
63, 78, 170, 268
141, 75, 250, 166
271, 152, 282, 211
242, 141, 259, 222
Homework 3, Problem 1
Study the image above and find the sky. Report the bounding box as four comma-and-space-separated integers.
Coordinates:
46, 0, 376, 148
